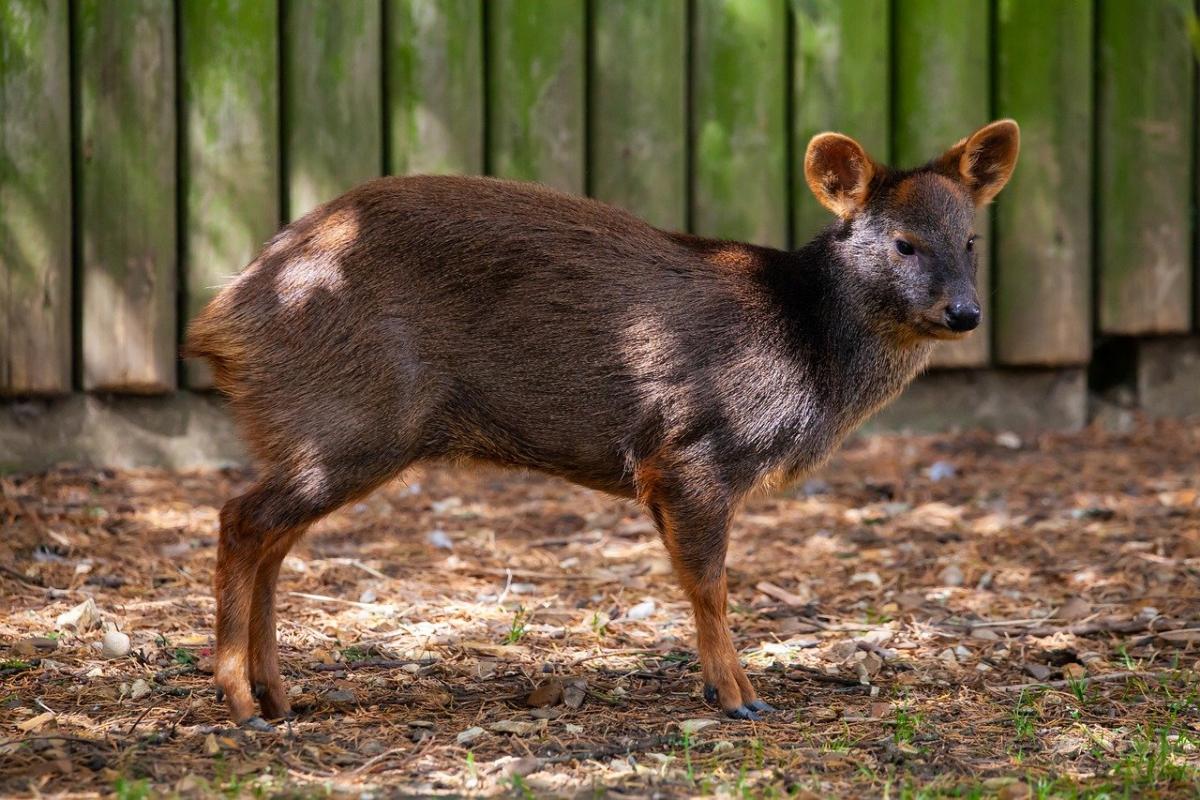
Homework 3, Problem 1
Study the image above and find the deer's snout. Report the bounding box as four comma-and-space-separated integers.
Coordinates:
944, 300, 981, 332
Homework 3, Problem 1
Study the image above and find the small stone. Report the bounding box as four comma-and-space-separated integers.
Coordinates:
869, 702, 891, 719
679, 719, 719, 735
204, 733, 220, 756
526, 680, 563, 708
564, 723, 584, 734
456, 726, 486, 745
562, 679, 587, 709
425, 529, 453, 550
325, 689, 356, 706
954, 645, 971, 660
361, 740, 387, 756
101, 631, 131, 659
995, 431, 1022, 450
1023, 663, 1052, 681
970, 627, 1000, 641
938, 648, 958, 665
129, 679, 151, 700
938, 564, 965, 587
927, 461, 957, 482
625, 598, 656, 621
358, 588, 377, 604
56, 598, 101, 632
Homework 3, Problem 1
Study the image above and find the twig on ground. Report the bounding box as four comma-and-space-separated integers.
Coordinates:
987, 669, 1176, 693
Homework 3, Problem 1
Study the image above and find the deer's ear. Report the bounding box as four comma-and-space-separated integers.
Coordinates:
804, 133, 878, 218
936, 119, 1020, 206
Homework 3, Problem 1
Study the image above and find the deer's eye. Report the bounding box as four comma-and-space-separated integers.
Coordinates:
966, 235, 977, 253
895, 239, 915, 257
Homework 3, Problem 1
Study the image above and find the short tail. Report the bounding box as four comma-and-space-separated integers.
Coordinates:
182, 299, 242, 394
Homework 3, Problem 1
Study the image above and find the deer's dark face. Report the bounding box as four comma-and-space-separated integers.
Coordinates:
804, 120, 1020, 342
850, 172, 981, 339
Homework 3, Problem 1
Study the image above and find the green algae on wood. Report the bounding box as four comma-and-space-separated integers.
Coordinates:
76, 0, 177, 393
791, 0, 890, 245
180, 0, 280, 388
994, 0, 1092, 366
487, 0, 586, 194
589, 0, 687, 230
1096, 0, 1194, 335
387, 0, 484, 176
0, 0, 72, 394
284, 0, 383, 219
893, 0, 991, 368
691, 0, 788, 248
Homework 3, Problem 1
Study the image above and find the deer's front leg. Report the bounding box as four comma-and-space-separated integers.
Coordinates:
640, 466, 774, 720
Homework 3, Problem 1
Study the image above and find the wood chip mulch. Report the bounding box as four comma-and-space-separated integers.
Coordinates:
2, 419, 1199, 798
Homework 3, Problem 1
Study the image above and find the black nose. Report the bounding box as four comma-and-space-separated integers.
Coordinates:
944, 301, 981, 332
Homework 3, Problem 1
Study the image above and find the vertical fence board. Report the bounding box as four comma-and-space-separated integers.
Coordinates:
76, 0, 177, 392
791, 0, 890, 245
589, 0, 687, 230
993, 0, 1092, 366
1097, 1, 1194, 335
487, 0, 585, 194
181, 0, 280, 388
387, 0, 483, 176
893, 0, 990, 369
691, 0, 787, 247
285, 0, 382, 220
0, 0, 71, 395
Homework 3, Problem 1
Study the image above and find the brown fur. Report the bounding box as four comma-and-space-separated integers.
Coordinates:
188, 121, 1019, 723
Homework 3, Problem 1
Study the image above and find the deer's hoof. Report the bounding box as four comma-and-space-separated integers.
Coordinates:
725, 705, 764, 722
746, 699, 776, 714
241, 715, 276, 733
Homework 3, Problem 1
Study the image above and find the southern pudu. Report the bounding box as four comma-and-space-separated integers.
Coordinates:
186, 120, 1020, 727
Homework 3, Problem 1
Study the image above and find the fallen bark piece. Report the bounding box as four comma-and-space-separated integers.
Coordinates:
526, 679, 563, 708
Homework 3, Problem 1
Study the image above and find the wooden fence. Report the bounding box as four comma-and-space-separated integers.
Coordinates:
2, 0, 1197, 396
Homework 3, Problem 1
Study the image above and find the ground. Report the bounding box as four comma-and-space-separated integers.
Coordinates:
2, 420, 1200, 798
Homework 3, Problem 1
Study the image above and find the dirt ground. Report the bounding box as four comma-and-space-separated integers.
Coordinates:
2, 419, 1200, 798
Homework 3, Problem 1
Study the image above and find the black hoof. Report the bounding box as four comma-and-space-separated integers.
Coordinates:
703, 685, 719, 705
215, 688, 224, 702
725, 705, 764, 722
241, 715, 276, 733
746, 699, 776, 714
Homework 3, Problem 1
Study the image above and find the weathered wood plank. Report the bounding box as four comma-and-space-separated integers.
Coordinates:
1097, 0, 1194, 334
589, 0, 687, 230
691, 0, 788, 247
181, 0, 280, 388
0, 0, 72, 395
993, 0, 1092, 366
893, 0, 991, 368
791, 0, 890, 245
487, 0, 586, 194
76, 0, 177, 392
284, 0, 382, 219
387, 0, 483, 176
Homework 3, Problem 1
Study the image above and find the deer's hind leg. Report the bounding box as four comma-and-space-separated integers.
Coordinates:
248, 525, 308, 721
213, 481, 321, 727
